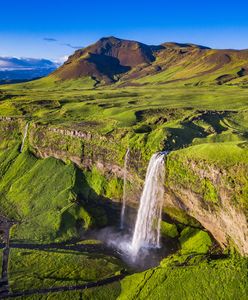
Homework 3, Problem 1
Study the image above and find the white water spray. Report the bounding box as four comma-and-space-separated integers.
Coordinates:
120, 148, 130, 229
20, 123, 29, 153
130, 152, 166, 257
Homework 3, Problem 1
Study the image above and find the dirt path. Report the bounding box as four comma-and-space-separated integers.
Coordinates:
1, 273, 126, 299
0, 217, 16, 296
1, 247, 10, 280
0, 241, 119, 257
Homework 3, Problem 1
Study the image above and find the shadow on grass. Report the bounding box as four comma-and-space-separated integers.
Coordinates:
164, 111, 230, 151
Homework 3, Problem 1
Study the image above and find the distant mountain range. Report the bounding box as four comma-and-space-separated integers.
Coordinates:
0, 57, 59, 83
53, 36, 248, 87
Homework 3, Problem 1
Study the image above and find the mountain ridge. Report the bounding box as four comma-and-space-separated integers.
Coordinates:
52, 36, 248, 87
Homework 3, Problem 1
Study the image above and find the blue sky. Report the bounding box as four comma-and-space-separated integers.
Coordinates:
1, 0, 248, 60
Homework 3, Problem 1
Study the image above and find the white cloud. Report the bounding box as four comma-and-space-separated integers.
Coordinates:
0, 57, 57, 70
53, 55, 68, 65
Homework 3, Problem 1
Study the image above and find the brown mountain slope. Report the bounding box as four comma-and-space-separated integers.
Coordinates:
53, 36, 248, 86
54, 36, 156, 83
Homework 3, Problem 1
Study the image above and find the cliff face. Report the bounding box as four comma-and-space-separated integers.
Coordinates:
165, 155, 248, 255
1, 118, 248, 255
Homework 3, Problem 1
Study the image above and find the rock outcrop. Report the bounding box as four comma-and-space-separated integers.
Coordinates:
165, 156, 248, 255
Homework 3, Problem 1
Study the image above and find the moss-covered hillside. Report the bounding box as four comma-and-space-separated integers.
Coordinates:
0, 70, 248, 298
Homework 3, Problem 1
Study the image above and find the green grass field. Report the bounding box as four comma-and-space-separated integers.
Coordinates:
9, 247, 123, 292
118, 254, 248, 300
0, 77, 248, 299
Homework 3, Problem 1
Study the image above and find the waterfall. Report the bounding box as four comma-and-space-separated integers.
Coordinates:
20, 123, 29, 153
130, 152, 166, 257
120, 148, 130, 229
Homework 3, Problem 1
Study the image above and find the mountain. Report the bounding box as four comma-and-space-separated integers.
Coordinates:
54, 36, 156, 84
53, 36, 248, 86
0, 57, 59, 83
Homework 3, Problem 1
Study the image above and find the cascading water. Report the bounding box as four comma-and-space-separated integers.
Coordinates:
20, 123, 29, 153
120, 148, 130, 229
130, 152, 166, 258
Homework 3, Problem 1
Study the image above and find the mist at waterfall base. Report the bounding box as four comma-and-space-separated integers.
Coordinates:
94, 225, 174, 270
89, 152, 173, 270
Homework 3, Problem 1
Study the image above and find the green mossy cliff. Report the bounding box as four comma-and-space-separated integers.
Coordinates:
0, 117, 248, 255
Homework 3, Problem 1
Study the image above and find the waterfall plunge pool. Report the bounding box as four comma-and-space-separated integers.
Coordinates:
82, 151, 179, 271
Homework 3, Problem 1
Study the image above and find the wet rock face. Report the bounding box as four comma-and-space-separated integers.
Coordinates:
165, 189, 248, 255
164, 159, 248, 256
